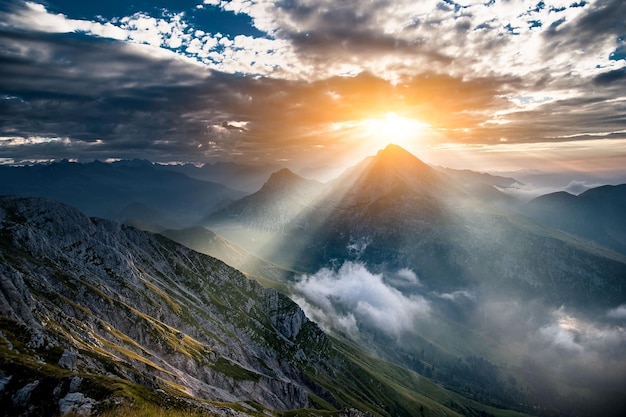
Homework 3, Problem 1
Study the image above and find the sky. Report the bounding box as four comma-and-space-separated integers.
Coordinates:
1, 0, 625, 179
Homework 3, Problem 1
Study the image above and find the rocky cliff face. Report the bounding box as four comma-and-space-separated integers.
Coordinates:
0, 196, 334, 415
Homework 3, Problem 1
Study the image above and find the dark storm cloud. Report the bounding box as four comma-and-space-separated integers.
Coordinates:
594, 67, 626, 85
458, 92, 626, 146
0, 28, 267, 162
0, 30, 210, 121
274, 0, 453, 68
541, 0, 626, 52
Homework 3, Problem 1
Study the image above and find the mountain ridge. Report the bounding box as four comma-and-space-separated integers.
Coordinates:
0, 196, 333, 413
1, 196, 507, 417
523, 184, 626, 255
0, 160, 245, 229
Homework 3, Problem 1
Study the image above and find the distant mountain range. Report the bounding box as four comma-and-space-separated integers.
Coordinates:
151, 160, 282, 194
0, 159, 246, 229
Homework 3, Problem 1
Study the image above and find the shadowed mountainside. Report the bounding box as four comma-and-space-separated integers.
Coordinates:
523, 184, 626, 256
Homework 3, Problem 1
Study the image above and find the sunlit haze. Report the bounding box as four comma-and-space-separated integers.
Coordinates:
358, 113, 430, 151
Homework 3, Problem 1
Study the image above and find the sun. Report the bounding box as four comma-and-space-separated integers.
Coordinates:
360, 112, 430, 149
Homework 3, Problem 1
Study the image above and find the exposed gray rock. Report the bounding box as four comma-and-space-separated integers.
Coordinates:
0, 372, 12, 393
12, 380, 39, 408
58, 348, 78, 371
58, 392, 96, 415
69, 376, 82, 392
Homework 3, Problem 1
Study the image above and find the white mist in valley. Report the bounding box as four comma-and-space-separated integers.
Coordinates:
292, 261, 430, 337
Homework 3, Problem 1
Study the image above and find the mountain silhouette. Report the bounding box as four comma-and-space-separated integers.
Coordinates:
524, 184, 626, 255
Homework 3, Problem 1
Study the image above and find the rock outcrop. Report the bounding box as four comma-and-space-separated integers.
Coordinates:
0, 196, 333, 415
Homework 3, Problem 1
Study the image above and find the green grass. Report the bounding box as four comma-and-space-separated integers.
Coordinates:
303, 336, 537, 417
98, 403, 212, 417
212, 357, 261, 382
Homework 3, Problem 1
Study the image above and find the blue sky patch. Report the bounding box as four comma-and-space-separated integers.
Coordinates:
46, 0, 266, 38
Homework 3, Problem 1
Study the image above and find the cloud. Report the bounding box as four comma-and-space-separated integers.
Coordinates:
0, 29, 515, 166
3, 0, 624, 85
538, 307, 626, 355
436, 290, 476, 302
608, 304, 626, 320
206, 0, 624, 84
564, 180, 604, 195
594, 67, 626, 85
292, 262, 430, 337
0, 1, 296, 77
396, 268, 422, 285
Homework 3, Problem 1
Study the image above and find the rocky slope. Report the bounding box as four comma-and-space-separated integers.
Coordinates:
160, 226, 293, 286
0, 196, 507, 417
0, 195, 333, 415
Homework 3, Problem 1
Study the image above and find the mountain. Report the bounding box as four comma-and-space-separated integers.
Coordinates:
437, 167, 520, 189
253, 145, 626, 302
1, 196, 525, 417
205, 144, 462, 268
206, 169, 324, 252
203, 145, 626, 416
523, 184, 626, 255
205, 144, 626, 305
0, 160, 245, 229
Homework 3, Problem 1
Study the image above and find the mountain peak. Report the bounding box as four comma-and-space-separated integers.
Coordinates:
369, 143, 433, 179
111, 159, 154, 168
374, 143, 429, 167
378, 143, 411, 156
269, 167, 299, 180
262, 168, 304, 190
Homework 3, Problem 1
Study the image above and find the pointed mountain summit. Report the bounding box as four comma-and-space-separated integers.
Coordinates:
327, 144, 459, 210
207, 168, 323, 232
249, 145, 468, 270
367, 144, 439, 187
259, 168, 320, 193
375, 143, 431, 170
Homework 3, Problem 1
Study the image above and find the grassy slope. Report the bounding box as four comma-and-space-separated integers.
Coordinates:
0, 313, 537, 417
